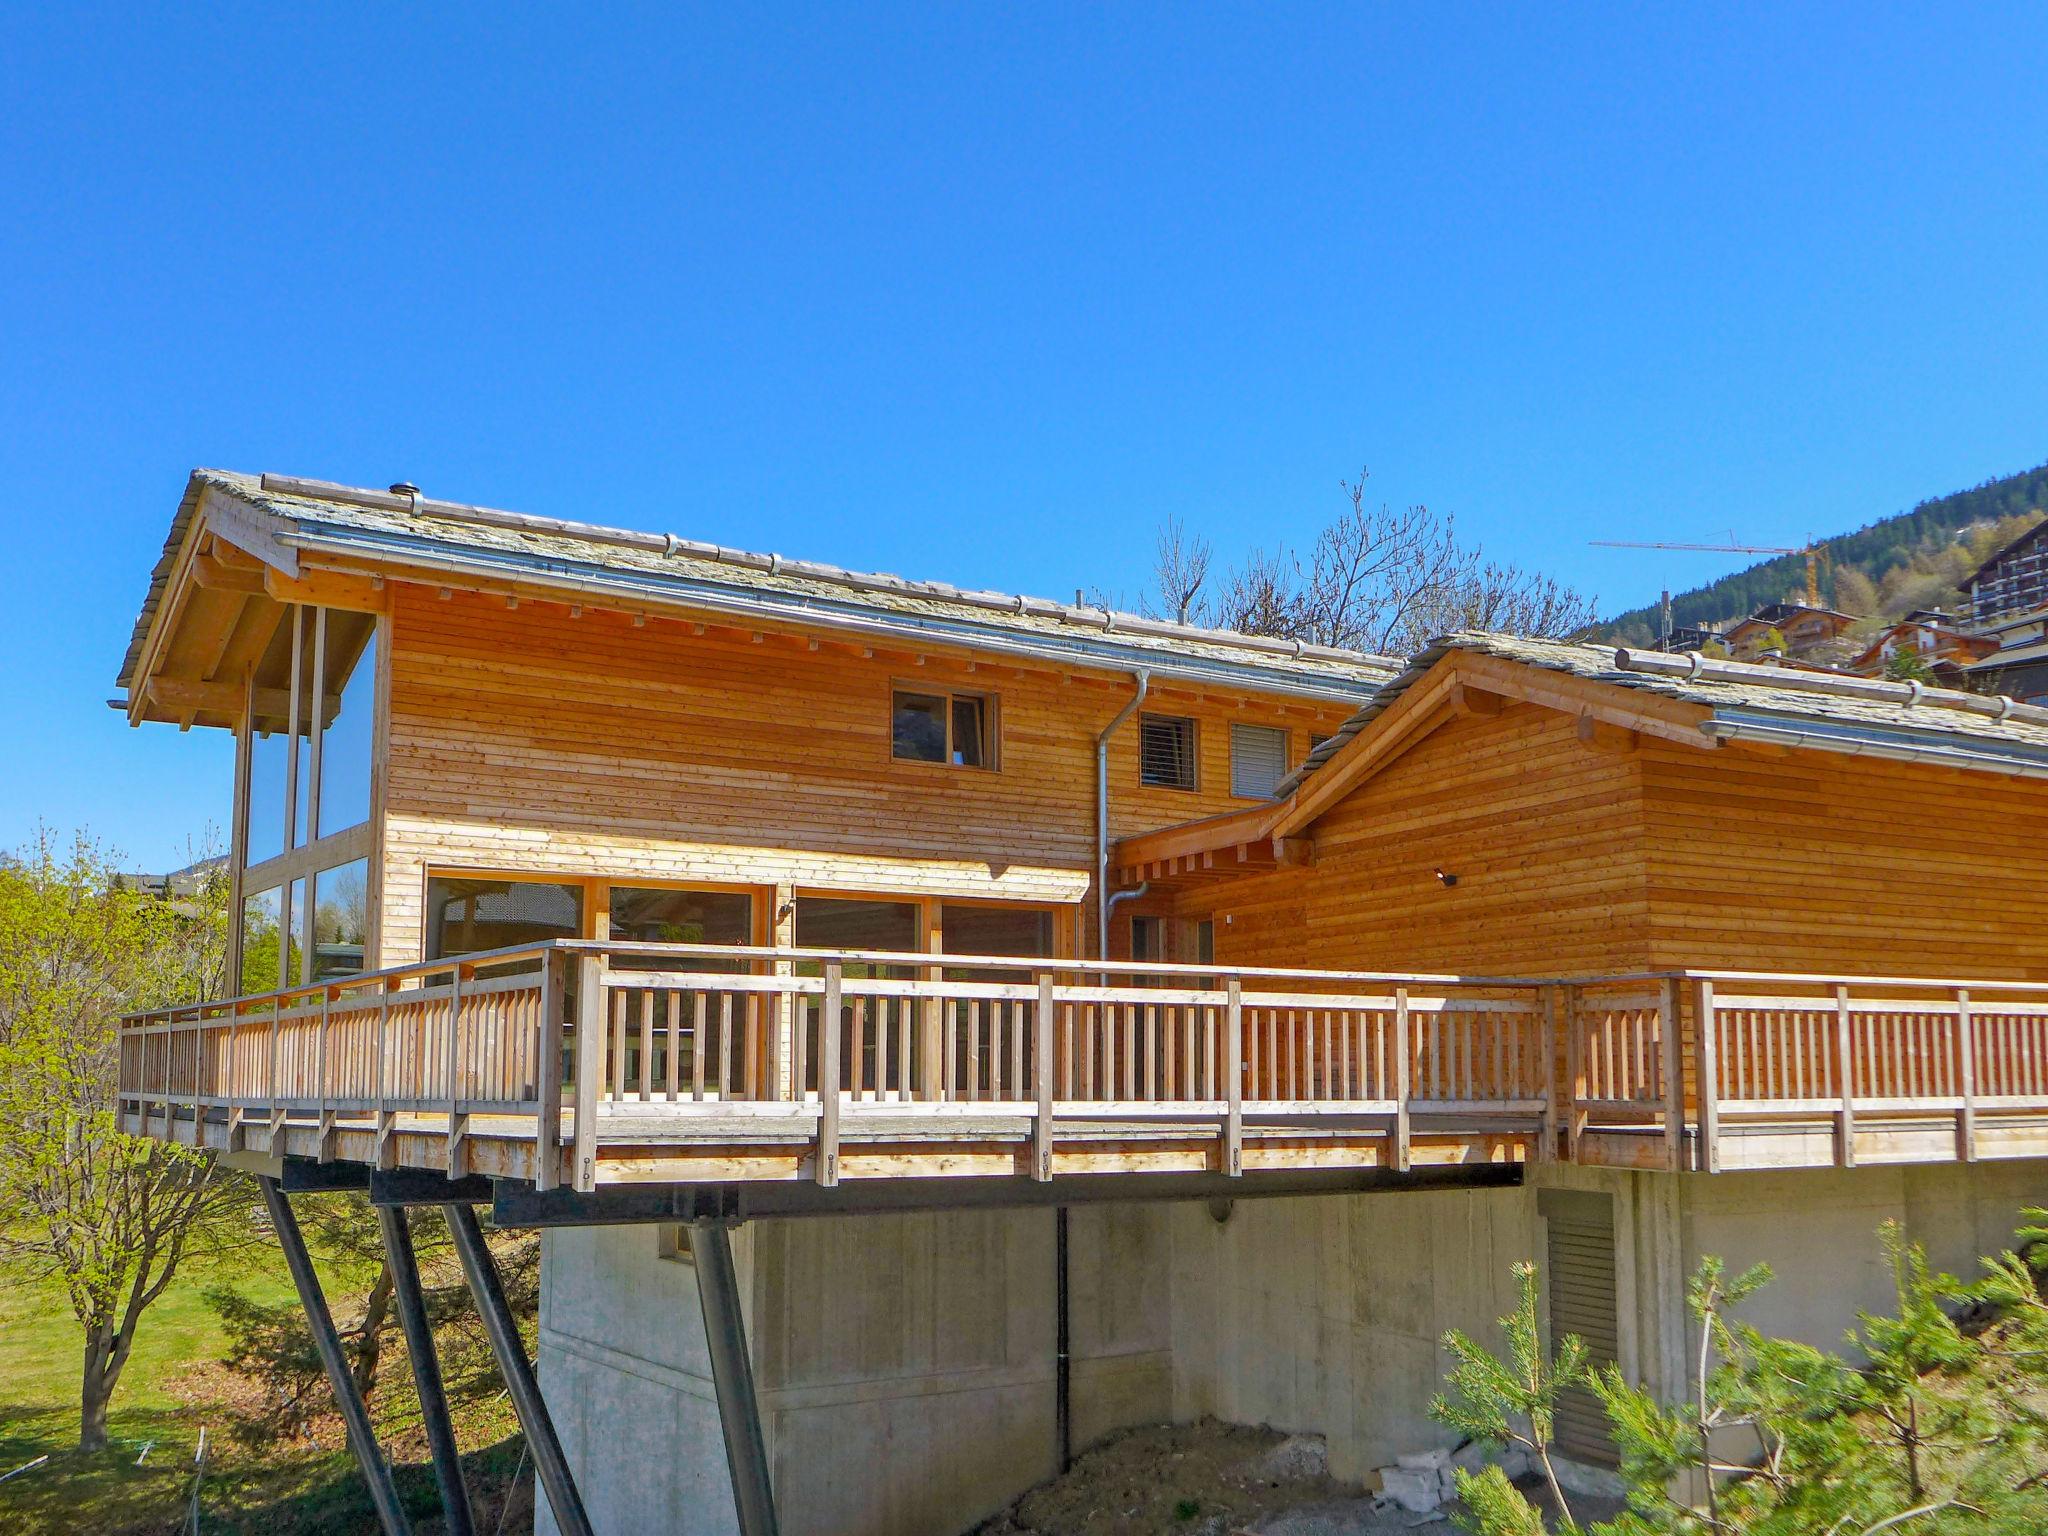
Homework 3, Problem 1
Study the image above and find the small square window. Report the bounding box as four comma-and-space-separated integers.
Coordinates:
1139, 713, 1197, 790
1230, 723, 1289, 799
893, 689, 995, 769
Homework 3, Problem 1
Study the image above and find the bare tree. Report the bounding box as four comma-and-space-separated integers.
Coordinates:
1151, 515, 1213, 624
1142, 467, 1597, 656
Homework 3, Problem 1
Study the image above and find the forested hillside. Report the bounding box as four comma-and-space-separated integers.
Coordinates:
1600, 460, 2048, 643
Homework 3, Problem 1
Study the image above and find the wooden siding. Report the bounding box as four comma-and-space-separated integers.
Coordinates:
377, 585, 1350, 962
1639, 740, 2048, 979
1171, 696, 2048, 985
1171, 704, 1653, 977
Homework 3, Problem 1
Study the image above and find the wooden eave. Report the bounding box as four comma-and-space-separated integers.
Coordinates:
1110, 649, 1722, 881
123, 485, 386, 733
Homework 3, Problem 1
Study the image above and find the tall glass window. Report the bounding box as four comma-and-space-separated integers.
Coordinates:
292, 610, 315, 849
310, 858, 370, 981
241, 886, 283, 993
317, 617, 377, 837
284, 877, 307, 987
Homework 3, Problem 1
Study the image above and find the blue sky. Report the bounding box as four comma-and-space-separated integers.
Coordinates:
5, 4, 2047, 870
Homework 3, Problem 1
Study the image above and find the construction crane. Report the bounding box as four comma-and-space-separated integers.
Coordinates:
1591, 536, 1831, 609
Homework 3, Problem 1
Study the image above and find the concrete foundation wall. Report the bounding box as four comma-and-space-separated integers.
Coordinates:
537, 1203, 1174, 1536
535, 1163, 2045, 1536
1677, 1162, 2048, 1354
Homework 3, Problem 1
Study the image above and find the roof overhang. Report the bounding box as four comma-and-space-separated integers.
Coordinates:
118, 472, 1396, 729
1110, 636, 2048, 888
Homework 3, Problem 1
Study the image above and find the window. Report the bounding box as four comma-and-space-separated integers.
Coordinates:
241, 886, 284, 992
610, 886, 754, 972
1230, 723, 1289, 799
425, 877, 584, 960
310, 859, 369, 981
892, 689, 994, 768
794, 896, 918, 954
1138, 713, 1197, 790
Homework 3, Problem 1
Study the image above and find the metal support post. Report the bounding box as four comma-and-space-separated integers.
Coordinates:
375, 1205, 474, 1536
445, 1204, 595, 1536
258, 1176, 411, 1536
688, 1221, 781, 1536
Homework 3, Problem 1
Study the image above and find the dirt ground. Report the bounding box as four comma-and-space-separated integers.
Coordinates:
966, 1420, 1621, 1536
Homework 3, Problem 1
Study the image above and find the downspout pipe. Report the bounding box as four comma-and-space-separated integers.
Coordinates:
1096, 671, 1150, 960
1065, 670, 1149, 1476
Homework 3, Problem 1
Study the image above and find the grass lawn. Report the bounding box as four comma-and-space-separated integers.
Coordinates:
0, 1238, 528, 1535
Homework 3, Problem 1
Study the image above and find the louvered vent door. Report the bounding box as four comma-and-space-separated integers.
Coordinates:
1540, 1190, 1619, 1466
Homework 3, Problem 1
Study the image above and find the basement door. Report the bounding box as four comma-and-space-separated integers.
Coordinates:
1539, 1189, 1620, 1466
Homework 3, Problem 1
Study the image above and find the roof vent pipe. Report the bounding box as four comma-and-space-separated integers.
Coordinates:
1096, 671, 1150, 961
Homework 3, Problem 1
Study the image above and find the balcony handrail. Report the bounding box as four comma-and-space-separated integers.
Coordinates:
118, 939, 561, 1028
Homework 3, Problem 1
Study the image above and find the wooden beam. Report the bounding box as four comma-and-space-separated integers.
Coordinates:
265, 566, 391, 615
1449, 681, 1507, 716
1575, 713, 1639, 754
146, 676, 295, 721
192, 551, 270, 595
1274, 836, 1315, 868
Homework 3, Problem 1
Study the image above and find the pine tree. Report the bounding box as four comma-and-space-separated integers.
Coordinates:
1437, 1218, 2048, 1536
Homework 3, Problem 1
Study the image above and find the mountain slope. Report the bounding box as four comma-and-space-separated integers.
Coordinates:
1599, 460, 2048, 641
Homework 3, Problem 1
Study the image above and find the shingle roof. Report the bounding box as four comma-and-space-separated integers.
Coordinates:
122, 470, 1401, 701
1278, 631, 2048, 794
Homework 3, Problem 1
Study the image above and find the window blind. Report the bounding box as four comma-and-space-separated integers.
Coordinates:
1139, 714, 1197, 789
1230, 723, 1288, 799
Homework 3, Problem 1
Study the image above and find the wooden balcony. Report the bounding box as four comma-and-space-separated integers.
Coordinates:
117, 945, 2048, 1195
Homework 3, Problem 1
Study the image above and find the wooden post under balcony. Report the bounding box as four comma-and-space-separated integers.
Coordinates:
1033, 975, 1055, 1181
817, 962, 842, 1187
1834, 983, 1856, 1169
572, 952, 606, 1193
1695, 978, 1719, 1175
1224, 976, 1243, 1177
1393, 986, 1411, 1172
1661, 977, 1683, 1173
536, 950, 567, 1192
1957, 987, 1978, 1163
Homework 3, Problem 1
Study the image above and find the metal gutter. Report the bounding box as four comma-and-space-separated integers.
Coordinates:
1701, 709, 2048, 780
284, 525, 1385, 703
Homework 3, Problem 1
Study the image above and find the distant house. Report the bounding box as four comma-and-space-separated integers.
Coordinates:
1721, 600, 1857, 660
1967, 519, 2048, 624
1969, 601, 2048, 703
1845, 611, 1998, 681
1665, 620, 1724, 652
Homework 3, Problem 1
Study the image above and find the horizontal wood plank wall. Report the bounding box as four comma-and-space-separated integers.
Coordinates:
1176, 705, 1654, 977
1639, 740, 2048, 980
376, 586, 1351, 962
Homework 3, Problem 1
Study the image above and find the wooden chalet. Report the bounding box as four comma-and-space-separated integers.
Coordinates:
109, 471, 2048, 1536
1721, 600, 1858, 660
1844, 612, 1999, 681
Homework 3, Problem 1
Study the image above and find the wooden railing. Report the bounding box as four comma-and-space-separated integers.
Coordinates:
120, 942, 564, 1175
121, 943, 1561, 1190
1691, 974, 2048, 1171
119, 948, 2048, 1187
